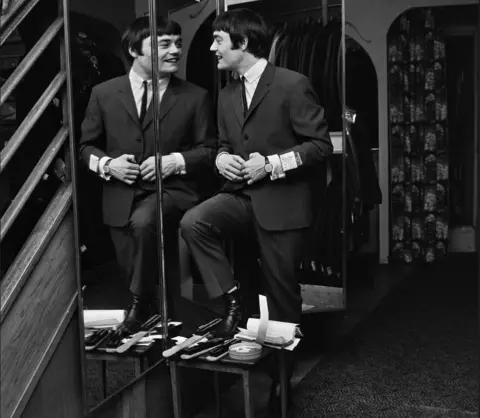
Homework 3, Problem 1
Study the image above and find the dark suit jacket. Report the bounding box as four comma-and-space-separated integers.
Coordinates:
218, 63, 333, 231
79, 74, 216, 227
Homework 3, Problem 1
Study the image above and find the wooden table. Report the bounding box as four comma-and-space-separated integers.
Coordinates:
86, 341, 162, 417
169, 348, 288, 418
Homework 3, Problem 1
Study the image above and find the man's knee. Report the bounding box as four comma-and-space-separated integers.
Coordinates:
179, 207, 198, 239
130, 210, 156, 235
179, 205, 214, 241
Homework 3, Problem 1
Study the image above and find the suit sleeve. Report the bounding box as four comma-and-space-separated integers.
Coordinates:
178, 90, 217, 172
78, 87, 108, 168
217, 92, 232, 156
281, 76, 333, 171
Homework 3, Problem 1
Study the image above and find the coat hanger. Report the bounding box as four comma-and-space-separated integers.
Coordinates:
346, 21, 371, 43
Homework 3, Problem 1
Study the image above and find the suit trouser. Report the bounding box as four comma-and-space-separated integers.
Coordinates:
109, 190, 183, 311
180, 192, 307, 324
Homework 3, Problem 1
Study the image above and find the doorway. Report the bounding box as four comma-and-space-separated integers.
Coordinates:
445, 30, 478, 253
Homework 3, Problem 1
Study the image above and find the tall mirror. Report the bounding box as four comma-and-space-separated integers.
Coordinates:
65, 0, 154, 410
73, 0, 222, 411
1, 0, 348, 413
80, 0, 349, 413
67, 0, 217, 411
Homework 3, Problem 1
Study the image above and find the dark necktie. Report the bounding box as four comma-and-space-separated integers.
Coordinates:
139, 80, 148, 124
240, 76, 248, 118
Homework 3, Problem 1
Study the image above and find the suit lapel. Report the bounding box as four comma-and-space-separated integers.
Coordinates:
231, 81, 245, 126
244, 63, 275, 124
118, 75, 141, 126
142, 76, 179, 130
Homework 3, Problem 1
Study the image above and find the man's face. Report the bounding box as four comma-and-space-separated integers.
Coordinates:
131, 34, 182, 78
210, 30, 244, 71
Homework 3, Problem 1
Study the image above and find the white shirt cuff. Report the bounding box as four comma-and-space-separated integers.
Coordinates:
98, 156, 112, 180
172, 153, 186, 175
215, 152, 229, 171
268, 154, 285, 181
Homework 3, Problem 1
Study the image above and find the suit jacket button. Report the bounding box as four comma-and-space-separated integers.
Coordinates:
244, 134, 249, 141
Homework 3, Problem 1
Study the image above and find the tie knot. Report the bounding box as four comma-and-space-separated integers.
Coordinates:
240, 76, 246, 83
142, 80, 148, 87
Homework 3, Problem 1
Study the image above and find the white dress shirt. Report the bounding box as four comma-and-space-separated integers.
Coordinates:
129, 68, 169, 116
241, 57, 268, 108
96, 68, 186, 179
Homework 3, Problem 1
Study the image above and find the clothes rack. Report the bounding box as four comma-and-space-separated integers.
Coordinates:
346, 21, 371, 43
276, 6, 370, 44
278, 4, 341, 18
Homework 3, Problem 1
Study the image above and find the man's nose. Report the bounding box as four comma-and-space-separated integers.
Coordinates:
209, 41, 216, 51
169, 44, 180, 54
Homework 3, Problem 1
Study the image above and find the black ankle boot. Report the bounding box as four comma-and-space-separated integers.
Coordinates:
119, 294, 154, 334
213, 288, 242, 338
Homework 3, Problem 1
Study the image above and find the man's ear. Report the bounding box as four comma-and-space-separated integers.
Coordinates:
128, 46, 139, 60
240, 36, 248, 51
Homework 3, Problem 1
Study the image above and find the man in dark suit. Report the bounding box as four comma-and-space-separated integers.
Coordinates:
79, 16, 216, 332
180, 8, 333, 337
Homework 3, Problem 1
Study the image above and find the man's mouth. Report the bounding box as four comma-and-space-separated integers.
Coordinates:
164, 57, 179, 63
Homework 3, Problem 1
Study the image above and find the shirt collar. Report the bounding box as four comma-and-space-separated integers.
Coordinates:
243, 58, 268, 84
129, 69, 170, 91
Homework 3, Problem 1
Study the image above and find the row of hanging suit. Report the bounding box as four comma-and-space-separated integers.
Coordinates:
267, 18, 382, 284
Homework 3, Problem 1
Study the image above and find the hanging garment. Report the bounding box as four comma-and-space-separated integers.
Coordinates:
267, 17, 381, 282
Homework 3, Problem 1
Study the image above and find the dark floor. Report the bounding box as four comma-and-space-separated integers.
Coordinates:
83, 254, 478, 417
289, 255, 478, 417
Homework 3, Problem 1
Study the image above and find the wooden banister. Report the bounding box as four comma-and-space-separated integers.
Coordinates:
0, 126, 69, 241
10, 292, 78, 418
0, 183, 72, 324
0, 70, 66, 172
0, 17, 63, 106
0, 0, 42, 46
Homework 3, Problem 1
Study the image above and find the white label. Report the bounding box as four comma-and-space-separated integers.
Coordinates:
89, 154, 99, 172
280, 151, 298, 172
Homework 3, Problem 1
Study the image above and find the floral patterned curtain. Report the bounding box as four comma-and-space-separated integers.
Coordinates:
388, 8, 449, 263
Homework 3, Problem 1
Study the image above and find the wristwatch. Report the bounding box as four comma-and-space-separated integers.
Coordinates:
264, 157, 273, 174
103, 159, 112, 175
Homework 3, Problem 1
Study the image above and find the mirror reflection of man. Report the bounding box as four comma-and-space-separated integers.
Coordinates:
79, 16, 216, 333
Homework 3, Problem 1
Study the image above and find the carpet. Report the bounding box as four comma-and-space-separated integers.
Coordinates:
290, 256, 478, 417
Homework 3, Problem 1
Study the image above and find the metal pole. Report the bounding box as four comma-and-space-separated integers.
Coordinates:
147, 0, 169, 350
340, 0, 347, 309
216, 0, 228, 91
60, 0, 87, 411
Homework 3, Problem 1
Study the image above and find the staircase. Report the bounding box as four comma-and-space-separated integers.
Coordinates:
1, 1, 85, 417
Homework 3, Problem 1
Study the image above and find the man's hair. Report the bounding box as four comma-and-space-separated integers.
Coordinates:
212, 8, 271, 58
121, 16, 181, 63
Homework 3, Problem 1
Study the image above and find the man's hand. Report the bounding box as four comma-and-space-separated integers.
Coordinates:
217, 153, 245, 182
109, 154, 140, 185
140, 156, 156, 182
140, 155, 177, 182
243, 152, 268, 185
161, 155, 177, 179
